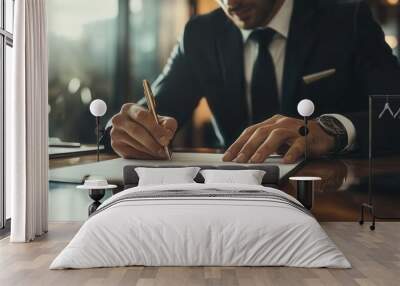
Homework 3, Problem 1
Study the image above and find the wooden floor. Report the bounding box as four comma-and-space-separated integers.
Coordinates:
0, 222, 399, 286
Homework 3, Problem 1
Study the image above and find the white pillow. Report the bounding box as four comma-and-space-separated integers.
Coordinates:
200, 169, 266, 185
135, 167, 201, 186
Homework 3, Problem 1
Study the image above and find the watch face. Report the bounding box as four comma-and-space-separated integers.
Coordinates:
322, 118, 346, 135
318, 116, 348, 152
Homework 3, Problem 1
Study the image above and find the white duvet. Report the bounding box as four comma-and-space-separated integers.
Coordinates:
50, 183, 351, 269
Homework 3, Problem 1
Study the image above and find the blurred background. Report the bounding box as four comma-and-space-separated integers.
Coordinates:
47, 0, 400, 149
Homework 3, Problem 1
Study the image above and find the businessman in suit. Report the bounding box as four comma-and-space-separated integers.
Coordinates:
107, 0, 400, 163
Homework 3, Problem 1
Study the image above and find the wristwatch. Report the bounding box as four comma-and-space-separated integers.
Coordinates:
316, 116, 348, 153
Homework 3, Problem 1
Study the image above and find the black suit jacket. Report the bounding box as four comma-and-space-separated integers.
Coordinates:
105, 0, 400, 154
150, 0, 400, 152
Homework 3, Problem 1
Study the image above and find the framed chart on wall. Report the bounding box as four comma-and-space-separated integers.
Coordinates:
360, 95, 400, 230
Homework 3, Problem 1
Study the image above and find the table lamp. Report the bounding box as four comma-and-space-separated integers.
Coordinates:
297, 99, 315, 161
292, 99, 319, 210
89, 99, 107, 162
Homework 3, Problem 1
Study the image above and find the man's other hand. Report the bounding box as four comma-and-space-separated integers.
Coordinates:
110, 103, 177, 159
223, 115, 335, 164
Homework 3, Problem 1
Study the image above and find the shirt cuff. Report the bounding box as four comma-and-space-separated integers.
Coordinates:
322, 113, 356, 151
105, 119, 113, 130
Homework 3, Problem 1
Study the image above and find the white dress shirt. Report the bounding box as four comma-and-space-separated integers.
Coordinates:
240, 0, 355, 150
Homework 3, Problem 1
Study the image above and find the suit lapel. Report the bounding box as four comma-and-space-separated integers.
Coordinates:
282, 0, 319, 115
215, 16, 248, 140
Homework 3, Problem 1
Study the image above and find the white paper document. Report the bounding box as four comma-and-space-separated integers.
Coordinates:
49, 152, 301, 185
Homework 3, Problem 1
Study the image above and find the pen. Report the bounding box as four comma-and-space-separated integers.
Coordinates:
142, 80, 172, 160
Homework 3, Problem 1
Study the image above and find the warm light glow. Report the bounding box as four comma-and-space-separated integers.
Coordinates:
197, 0, 219, 14
81, 88, 92, 104
385, 35, 398, 49
194, 98, 212, 128
387, 0, 399, 6
68, 78, 81, 94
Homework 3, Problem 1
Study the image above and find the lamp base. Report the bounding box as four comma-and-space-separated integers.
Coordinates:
297, 180, 314, 210
88, 189, 105, 215
359, 203, 376, 231
289, 177, 321, 210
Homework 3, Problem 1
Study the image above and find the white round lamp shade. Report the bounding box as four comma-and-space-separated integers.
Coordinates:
90, 99, 107, 117
297, 99, 315, 117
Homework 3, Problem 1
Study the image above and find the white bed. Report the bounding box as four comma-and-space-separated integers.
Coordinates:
50, 183, 351, 269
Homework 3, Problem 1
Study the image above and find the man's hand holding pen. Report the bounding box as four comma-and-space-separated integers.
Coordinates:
111, 110, 335, 163
110, 103, 177, 160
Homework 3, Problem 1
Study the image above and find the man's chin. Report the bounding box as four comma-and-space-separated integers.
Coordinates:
231, 17, 255, 30
231, 16, 260, 30
241, 22, 258, 30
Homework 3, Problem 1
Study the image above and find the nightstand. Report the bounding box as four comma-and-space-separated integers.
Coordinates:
77, 179, 117, 215
289, 177, 322, 210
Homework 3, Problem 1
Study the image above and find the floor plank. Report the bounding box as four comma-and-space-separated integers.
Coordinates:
0, 222, 399, 286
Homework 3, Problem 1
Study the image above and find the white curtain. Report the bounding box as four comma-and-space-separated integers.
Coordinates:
7, 0, 49, 242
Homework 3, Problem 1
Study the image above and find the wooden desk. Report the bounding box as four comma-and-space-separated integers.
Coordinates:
49, 153, 118, 169
282, 156, 400, 221
50, 150, 400, 222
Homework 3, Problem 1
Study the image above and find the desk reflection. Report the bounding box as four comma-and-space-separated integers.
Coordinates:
49, 152, 400, 222
284, 157, 400, 221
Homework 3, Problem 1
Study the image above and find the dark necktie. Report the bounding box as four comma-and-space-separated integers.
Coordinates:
250, 28, 279, 124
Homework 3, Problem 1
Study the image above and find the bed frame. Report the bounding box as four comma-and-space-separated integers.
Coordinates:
123, 165, 280, 189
